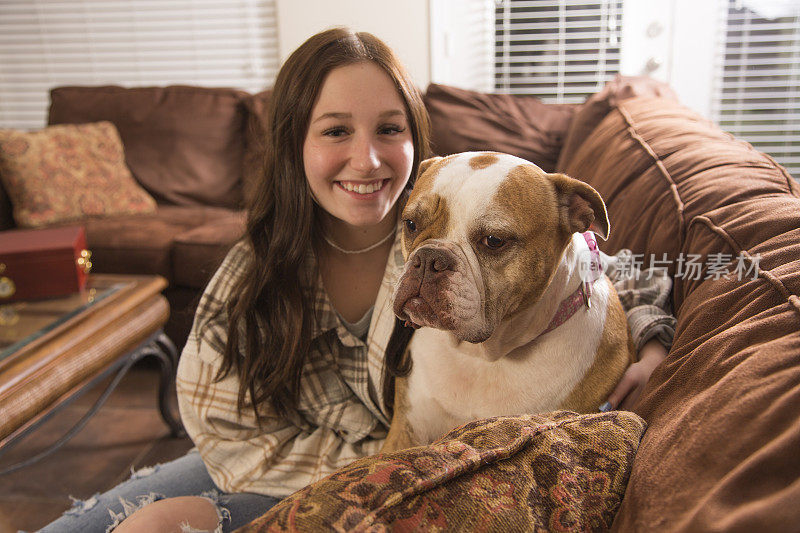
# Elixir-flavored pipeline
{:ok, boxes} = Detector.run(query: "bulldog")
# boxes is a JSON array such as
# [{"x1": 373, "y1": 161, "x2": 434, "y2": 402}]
[{"x1": 382, "y1": 151, "x2": 635, "y2": 452}]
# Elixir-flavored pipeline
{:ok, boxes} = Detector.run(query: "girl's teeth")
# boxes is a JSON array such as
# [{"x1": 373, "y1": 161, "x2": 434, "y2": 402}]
[{"x1": 343, "y1": 181, "x2": 382, "y2": 194}]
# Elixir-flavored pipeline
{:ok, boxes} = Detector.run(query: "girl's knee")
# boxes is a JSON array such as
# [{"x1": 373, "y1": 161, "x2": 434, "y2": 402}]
[{"x1": 112, "y1": 496, "x2": 225, "y2": 533}]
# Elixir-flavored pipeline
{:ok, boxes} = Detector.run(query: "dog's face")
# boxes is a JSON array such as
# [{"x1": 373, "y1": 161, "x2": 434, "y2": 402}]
[{"x1": 392, "y1": 152, "x2": 609, "y2": 343}]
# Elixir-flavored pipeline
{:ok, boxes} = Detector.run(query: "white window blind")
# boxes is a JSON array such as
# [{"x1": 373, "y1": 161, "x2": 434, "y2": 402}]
[
  {"x1": 0, "y1": 0, "x2": 280, "y2": 131},
  {"x1": 712, "y1": 0, "x2": 800, "y2": 178},
  {"x1": 494, "y1": 0, "x2": 623, "y2": 102}
]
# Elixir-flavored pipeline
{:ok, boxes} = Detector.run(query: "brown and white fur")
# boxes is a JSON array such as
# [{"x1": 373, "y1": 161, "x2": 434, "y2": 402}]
[{"x1": 383, "y1": 152, "x2": 635, "y2": 452}]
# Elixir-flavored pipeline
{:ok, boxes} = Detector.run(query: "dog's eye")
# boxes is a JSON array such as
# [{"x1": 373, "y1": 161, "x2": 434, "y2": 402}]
[
  {"x1": 482, "y1": 235, "x2": 506, "y2": 249},
  {"x1": 404, "y1": 219, "x2": 417, "y2": 233}
]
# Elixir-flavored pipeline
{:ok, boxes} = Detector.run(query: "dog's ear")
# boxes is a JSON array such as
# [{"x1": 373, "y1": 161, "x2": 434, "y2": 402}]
[
  {"x1": 417, "y1": 156, "x2": 443, "y2": 176},
  {"x1": 549, "y1": 173, "x2": 610, "y2": 240}
]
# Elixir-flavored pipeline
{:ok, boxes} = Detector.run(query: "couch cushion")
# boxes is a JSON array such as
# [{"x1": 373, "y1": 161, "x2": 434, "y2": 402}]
[
  {"x1": 561, "y1": 97, "x2": 796, "y2": 309},
  {"x1": 561, "y1": 92, "x2": 800, "y2": 530},
  {"x1": 239, "y1": 411, "x2": 646, "y2": 532},
  {"x1": 423, "y1": 83, "x2": 576, "y2": 172},
  {"x1": 0, "y1": 122, "x2": 156, "y2": 228},
  {"x1": 81, "y1": 205, "x2": 241, "y2": 285},
  {"x1": 48, "y1": 85, "x2": 248, "y2": 209},
  {"x1": 557, "y1": 75, "x2": 678, "y2": 171},
  {"x1": 614, "y1": 215, "x2": 800, "y2": 531},
  {"x1": 172, "y1": 211, "x2": 246, "y2": 289}
]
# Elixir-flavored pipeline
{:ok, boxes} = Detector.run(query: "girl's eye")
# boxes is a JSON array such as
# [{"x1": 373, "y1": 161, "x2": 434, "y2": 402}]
[
  {"x1": 482, "y1": 235, "x2": 506, "y2": 249},
  {"x1": 379, "y1": 124, "x2": 406, "y2": 135},
  {"x1": 323, "y1": 127, "x2": 348, "y2": 137}
]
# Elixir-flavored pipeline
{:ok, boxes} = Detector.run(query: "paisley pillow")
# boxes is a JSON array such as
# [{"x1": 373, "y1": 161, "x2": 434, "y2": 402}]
[
  {"x1": 0, "y1": 122, "x2": 156, "y2": 228},
  {"x1": 237, "y1": 410, "x2": 646, "y2": 532}
]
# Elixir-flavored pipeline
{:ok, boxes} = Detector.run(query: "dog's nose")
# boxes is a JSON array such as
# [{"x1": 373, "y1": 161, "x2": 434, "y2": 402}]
[{"x1": 413, "y1": 247, "x2": 455, "y2": 274}]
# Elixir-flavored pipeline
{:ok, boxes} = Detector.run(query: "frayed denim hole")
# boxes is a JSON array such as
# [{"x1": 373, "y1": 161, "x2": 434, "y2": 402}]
[
  {"x1": 198, "y1": 489, "x2": 232, "y2": 524},
  {"x1": 104, "y1": 492, "x2": 166, "y2": 533},
  {"x1": 129, "y1": 464, "x2": 160, "y2": 480},
  {"x1": 179, "y1": 521, "x2": 224, "y2": 533},
  {"x1": 64, "y1": 494, "x2": 100, "y2": 516}
]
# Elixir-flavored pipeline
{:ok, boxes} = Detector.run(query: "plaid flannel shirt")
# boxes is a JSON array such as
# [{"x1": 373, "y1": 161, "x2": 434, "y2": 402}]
[{"x1": 177, "y1": 227, "x2": 675, "y2": 498}]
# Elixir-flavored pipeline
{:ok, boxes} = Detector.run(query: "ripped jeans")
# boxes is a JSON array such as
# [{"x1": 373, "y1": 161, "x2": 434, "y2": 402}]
[{"x1": 39, "y1": 450, "x2": 281, "y2": 533}]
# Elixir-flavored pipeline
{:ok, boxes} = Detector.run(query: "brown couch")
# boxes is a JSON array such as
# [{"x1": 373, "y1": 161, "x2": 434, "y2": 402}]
[
  {"x1": 0, "y1": 85, "x2": 275, "y2": 347},
  {"x1": 565, "y1": 85, "x2": 799, "y2": 532},
  {"x1": 2, "y1": 78, "x2": 798, "y2": 529}
]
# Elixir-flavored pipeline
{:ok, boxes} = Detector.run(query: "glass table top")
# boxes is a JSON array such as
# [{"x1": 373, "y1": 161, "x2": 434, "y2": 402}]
[{"x1": 0, "y1": 278, "x2": 129, "y2": 362}]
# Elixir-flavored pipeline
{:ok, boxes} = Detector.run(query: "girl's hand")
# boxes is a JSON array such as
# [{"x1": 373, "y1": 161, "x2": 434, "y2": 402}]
[{"x1": 599, "y1": 339, "x2": 668, "y2": 412}]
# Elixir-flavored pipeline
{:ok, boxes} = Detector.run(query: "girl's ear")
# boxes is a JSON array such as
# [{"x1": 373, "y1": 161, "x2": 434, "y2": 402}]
[{"x1": 418, "y1": 156, "x2": 443, "y2": 176}]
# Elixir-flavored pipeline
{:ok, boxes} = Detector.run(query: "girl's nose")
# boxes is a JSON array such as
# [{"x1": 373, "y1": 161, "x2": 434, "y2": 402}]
[{"x1": 350, "y1": 135, "x2": 380, "y2": 173}]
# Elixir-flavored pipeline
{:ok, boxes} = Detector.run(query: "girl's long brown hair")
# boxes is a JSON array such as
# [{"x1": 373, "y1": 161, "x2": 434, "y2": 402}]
[{"x1": 216, "y1": 28, "x2": 430, "y2": 422}]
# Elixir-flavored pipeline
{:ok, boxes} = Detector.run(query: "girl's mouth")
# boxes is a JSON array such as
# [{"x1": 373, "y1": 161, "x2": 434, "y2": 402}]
[{"x1": 336, "y1": 178, "x2": 389, "y2": 196}]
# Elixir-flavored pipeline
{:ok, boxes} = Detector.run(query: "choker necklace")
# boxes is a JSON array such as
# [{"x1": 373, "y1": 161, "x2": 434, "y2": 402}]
[{"x1": 322, "y1": 227, "x2": 396, "y2": 255}]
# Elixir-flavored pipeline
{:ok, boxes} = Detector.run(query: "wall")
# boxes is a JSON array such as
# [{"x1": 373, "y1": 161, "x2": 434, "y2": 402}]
[
  {"x1": 429, "y1": 0, "x2": 494, "y2": 92},
  {"x1": 275, "y1": 0, "x2": 431, "y2": 89}
]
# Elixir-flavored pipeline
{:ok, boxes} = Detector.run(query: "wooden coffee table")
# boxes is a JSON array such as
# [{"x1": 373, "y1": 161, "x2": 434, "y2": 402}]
[{"x1": 0, "y1": 274, "x2": 184, "y2": 474}]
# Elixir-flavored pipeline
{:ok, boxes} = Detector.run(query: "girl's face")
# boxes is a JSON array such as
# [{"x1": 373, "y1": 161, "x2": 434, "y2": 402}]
[{"x1": 303, "y1": 62, "x2": 414, "y2": 229}]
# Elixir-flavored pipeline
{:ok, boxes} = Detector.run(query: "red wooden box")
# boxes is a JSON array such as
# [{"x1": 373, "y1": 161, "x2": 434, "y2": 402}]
[{"x1": 0, "y1": 226, "x2": 91, "y2": 302}]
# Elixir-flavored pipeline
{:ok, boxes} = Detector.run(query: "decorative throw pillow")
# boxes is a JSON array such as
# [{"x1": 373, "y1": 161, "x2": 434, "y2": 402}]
[
  {"x1": 0, "y1": 121, "x2": 156, "y2": 228},
  {"x1": 237, "y1": 410, "x2": 646, "y2": 532}
]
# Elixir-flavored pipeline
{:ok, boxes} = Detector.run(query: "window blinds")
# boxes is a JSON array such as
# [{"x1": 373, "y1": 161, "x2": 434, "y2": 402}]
[
  {"x1": 0, "y1": 0, "x2": 279, "y2": 130},
  {"x1": 494, "y1": 0, "x2": 623, "y2": 103},
  {"x1": 712, "y1": 0, "x2": 799, "y2": 178}
]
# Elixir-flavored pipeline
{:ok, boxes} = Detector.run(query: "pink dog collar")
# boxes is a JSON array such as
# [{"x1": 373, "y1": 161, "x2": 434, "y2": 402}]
[
  {"x1": 540, "y1": 232, "x2": 599, "y2": 336},
  {"x1": 581, "y1": 231, "x2": 601, "y2": 308}
]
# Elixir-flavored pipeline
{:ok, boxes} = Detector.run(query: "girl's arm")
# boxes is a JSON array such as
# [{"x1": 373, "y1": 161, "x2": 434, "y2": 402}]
[{"x1": 601, "y1": 250, "x2": 677, "y2": 411}]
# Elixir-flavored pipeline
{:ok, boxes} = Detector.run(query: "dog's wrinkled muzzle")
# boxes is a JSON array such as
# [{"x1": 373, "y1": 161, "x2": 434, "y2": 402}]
[{"x1": 393, "y1": 244, "x2": 482, "y2": 334}]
